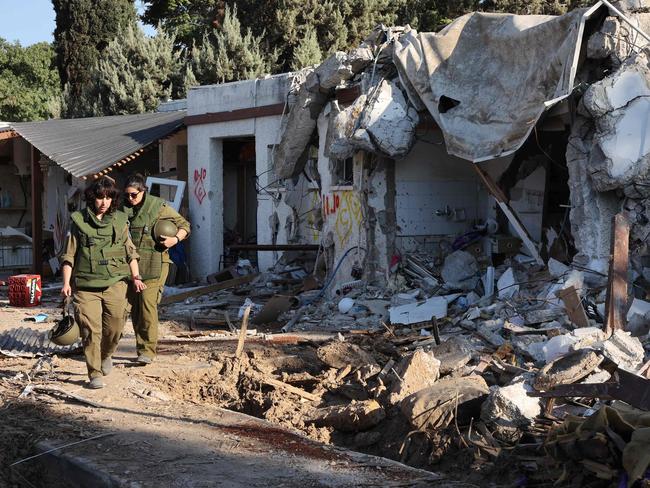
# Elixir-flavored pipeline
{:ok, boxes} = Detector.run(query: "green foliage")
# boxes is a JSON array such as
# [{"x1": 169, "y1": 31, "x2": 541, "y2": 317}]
[
  {"x1": 291, "y1": 26, "x2": 322, "y2": 71},
  {"x1": 188, "y1": 5, "x2": 276, "y2": 85},
  {"x1": 0, "y1": 39, "x2": 61, "y2": 121},
  {"x1": 68, "y1": 24, "x2": 182, "y2": 116},
  {"x1": 53, "y1": 0, "x2": 138, "y2": 117}
]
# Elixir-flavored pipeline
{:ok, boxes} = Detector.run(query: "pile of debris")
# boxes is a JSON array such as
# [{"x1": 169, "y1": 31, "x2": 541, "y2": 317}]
[{"x1": 156, "y1": 242, "x2": 650, "y2": 486}]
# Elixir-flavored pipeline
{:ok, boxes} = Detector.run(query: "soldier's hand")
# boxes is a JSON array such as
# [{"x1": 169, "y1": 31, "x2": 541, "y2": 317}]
[
  {"x1": 61, "y1": 284, "x2": 72, "y2": 297},
  {"x1": 159, "y1": 235, "x2": 178, "y2": 249},
  {"x1": 133, "y1": 279, "x2": 147, "y2": 293}
]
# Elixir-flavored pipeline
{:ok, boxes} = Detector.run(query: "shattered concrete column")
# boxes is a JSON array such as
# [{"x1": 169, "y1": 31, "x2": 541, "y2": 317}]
[
  {"x1": 566, "y1": 117, "x2": 620, "y2": 277},
  {"x1": 362, "y1": 154, "x2": 396, "y2": 287}
]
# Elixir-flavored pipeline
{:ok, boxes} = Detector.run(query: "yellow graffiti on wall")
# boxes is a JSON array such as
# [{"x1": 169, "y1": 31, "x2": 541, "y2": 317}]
[{"x1": 323, "y1": 191, "x2": 363, "y2": 247}]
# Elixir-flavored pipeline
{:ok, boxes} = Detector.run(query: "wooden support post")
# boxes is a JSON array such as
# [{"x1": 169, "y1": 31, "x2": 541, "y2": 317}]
[
  {"x1": 472, "y1": 164, "x2": 543, "y2": 265},
  {"x1": 31, "y1": 148, "x2": 43, "y2": 275},
  {"x1": 235, "y1": 305, "x2": 251, "y2": 359},
  {"x1": 604, "y1": 212, "x2": 630, "y2": 337}
]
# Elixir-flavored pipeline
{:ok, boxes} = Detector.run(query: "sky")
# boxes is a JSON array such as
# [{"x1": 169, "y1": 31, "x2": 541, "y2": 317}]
[{"x1": 0, "y1": 0, "x2": 155, "y2": 46}]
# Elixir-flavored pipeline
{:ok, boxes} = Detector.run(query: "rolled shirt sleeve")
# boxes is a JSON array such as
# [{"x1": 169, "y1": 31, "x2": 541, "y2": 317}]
[
  {"x1": 59, "y1": 228, "x2": 78, "y2": 267},
  {"x1": 158, "y1": 204, "x2": 191, "y2": 236},
  {"x1": 122, "y1": 224, "x2": 139, "y2": 262}
]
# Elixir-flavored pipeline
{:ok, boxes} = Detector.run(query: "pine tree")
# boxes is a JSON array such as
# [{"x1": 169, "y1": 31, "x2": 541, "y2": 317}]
[
  {"x1": 188, "y1": 5, "x2": 276, "y2": 85},
  {"x1": 68, "y1": 24, "x2": 181, "y2": 116},
  {"x1": 53, "y1": 0, "x2": 137, "y2": 117},
  {"x1": 291, "y1": 26, "x2": 322, "y2": 70}
]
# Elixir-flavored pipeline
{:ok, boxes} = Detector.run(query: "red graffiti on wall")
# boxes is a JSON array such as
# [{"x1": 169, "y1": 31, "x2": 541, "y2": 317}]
[
  {"x1": 322, "y1": 193, "x2": 341, "y2": 216},
  {"x1": 194, "y1": 167, "x2": 207, "y2": 204}
]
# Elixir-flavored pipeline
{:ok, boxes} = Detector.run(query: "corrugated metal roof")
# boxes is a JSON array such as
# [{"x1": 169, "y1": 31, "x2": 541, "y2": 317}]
[
  {"x1": 11, "y1": 111, "x2": 186, "y2": 178},
  {"x1": 0, "y1": 326, "x2": 81, "y2": 357}
]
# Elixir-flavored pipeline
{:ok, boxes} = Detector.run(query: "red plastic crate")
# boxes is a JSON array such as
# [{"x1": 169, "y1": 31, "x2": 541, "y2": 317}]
[{"x1": 8, "y1": 274, "x2": 42, "y2": 307}]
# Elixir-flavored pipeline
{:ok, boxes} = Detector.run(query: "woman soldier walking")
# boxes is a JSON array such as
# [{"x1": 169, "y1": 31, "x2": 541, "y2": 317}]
[
  {"x1": 121, "y1": 173, "x2": 190, "y2": 365},
  {"x1": 60, "y1": 177, "x2": 146, "y2": 389}
]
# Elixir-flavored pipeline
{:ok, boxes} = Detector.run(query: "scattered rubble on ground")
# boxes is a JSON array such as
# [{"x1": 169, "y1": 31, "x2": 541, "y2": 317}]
[{"x1": 142, "y1": 237, "x2": 650, "y2": 486}]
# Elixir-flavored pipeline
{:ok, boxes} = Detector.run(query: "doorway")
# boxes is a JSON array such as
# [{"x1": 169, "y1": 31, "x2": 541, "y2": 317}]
[{"x1": 223, "y1": 138, "x2": 257, "y2": 248}]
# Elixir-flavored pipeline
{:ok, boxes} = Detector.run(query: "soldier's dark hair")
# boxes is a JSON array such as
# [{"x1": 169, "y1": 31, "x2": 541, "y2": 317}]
[
  {"x1": 85, "y1": 176, "x2": 119, "y2": 214},
  {"x1": 124, "y1": 173, "x2": 148, "y2": 192}
]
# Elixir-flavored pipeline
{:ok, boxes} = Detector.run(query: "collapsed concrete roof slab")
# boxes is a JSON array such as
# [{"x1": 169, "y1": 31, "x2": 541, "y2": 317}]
[{"x1": 393, "y1": 8, "x2": 602, "y2": 162}]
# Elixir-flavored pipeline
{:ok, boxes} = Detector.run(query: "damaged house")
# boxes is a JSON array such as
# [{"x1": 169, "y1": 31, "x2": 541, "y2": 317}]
[{"x1": 187, "y1": 0, "x2": 650, "y2": 302}]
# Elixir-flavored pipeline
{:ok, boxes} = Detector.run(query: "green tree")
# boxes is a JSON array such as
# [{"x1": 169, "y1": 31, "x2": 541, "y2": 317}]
[
  {"x1": 291, "y1": 26, "x2": 322, "y2": 70},
  {"x1": 68, "y1": 24, "x2": 182, "y2": 116},
  {"x1": 0, "y1": 39, "x2": 61, "y2": 121},
  {"x1": 188, "y1": 5, "x2": 276, "y2": 85},
  {"x1": 53, "y1": 0, "x2": 138, "y2": 117}
]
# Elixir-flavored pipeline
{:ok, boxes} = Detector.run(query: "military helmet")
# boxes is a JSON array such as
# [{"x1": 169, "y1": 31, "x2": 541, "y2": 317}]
[
  {"x1": 153, "y1": 219, "x2": 178, "y2": 241},
  {"x1": 50, "y1": 299, "x2": 80, "y2": 346}
]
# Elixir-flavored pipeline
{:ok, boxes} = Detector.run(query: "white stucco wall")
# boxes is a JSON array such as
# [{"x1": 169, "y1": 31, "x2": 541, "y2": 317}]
[
  {"x1": 393, "y1": 135, "x2": 492, "y2": 255},
  {"x1": 186, "y1": 74, "x2": 295, "y2": 278}
]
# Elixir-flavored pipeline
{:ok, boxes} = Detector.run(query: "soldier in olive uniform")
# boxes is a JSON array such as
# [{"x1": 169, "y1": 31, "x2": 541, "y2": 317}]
[
  {"x1": 61, "y1": 177, "x2": 147, "y2": 389},
  {"x1": 122, "y1": 173, "x2": 191, "y2": 364}
]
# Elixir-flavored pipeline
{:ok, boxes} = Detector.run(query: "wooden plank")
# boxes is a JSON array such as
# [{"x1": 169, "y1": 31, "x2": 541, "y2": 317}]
[
  {"x1": 472, "y1": 164, "x2": 543, "y2": 265},
  {"x1": 261, "y1": 377, "x2": 321, "y2": 402},
  {"x1": 235, "y1": 305, "x2": 251, "y2": 359},
  {"x1": 604, "y1": 212, "x2": 630, "y2": 336},
  {"x1": 555, "y1": 285, "x2": 589, "y2": 328},
  {"x1": 160, "y1": 274, "x2": 257, "y2": 305}
]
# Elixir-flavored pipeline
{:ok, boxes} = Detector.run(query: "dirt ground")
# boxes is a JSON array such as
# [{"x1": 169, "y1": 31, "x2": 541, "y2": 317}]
[{"x1": 0, "y1": 286, "x2": 527, "y2": 487}]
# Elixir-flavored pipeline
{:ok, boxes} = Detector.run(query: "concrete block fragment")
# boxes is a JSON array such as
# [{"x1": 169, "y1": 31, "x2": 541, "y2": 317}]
[
  {"x1": 548, "y1": 258, "x2": 570, "y2": 278},
  {"x1": 401, "y1": 375, "x2": 489, "y2": 430},
  {"x1": 587, "y1": 17, "x2": 623, "y2": 61},
  {"x1": 599, "y1": 329, "x2": 645, "y2": 372},
  {"x1": 441, "y1": 250, "x2": 479, "y2": 291},
  {"x1": 316, "y1": 51, "x2": 354, "y2": 90},
  {"x1": 317, "y1": 341, "x2": 379, "y2": 371},
  {"x1": 307, "y1": 399, "x2": 385, "y2": 432},
  {"x1": 534, "y1": 349, "x2": 603, "y2": 391},
  {"x1": 389, "y1": 296, "x2": 448, "y2": 325},
  {"x1": 429, "y1": 337, "x2": 473, "y2": 375},
  {"x1": 389, "y1": 349, "x2": 441, "y2": 405},
  {"x1": 497, "y1": 267, "x2": 518, "y2": 299},
  {"x1": 481, "y1": 374, "x2": 542, "y2": 441},
  {"x1": 353, "y1": 79, "x2": 419, "y2": 158}
]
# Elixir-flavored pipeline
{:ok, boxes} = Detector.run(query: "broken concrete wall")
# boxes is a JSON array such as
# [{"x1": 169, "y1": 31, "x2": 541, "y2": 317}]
[
  {"x1": 567, "y1": 24, "x2": 650, "y2": 272},
  {"x1": 274, "y1": 50, "x2": 374, "y2": 179}
]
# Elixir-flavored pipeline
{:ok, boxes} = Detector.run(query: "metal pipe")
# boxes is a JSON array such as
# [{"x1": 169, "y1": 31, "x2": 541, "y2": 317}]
[{"x1": 227, "y1": 244, "x2": 320, "y2": 251}]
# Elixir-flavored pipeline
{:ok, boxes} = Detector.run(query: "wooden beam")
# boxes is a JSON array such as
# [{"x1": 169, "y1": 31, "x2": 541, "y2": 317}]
[
  {"x1": 0, "y1": 130, "x2": 18, "y2": 141},
  {"x1": 604, "y1": 212, "x2": 630, "y2": 336},
  {"x1": 31, "y1": 148, "x2": 44, "y2": 275},
  {"x1": 160, "y1": 274, "x2": 258, "y2": 305},
  {"x1": 473, "y1": 164, "x2": 543, "y2": 265},
  {"x1": 555, "y1": 285, "x2": 589, "y2": 328}
]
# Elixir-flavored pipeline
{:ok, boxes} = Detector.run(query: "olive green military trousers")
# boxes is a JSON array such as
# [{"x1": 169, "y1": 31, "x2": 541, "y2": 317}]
[
  {"x1": 74, "y1": 280, "x2": 128, "y2": 379},
  {"x1": 129, "y1": 262, "x2": 169, "y2": 359}
]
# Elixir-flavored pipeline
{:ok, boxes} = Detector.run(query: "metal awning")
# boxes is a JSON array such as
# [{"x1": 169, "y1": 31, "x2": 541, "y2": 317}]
[{"x1": 10, "y1": 111, "x2": 186, "y2": 178}]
